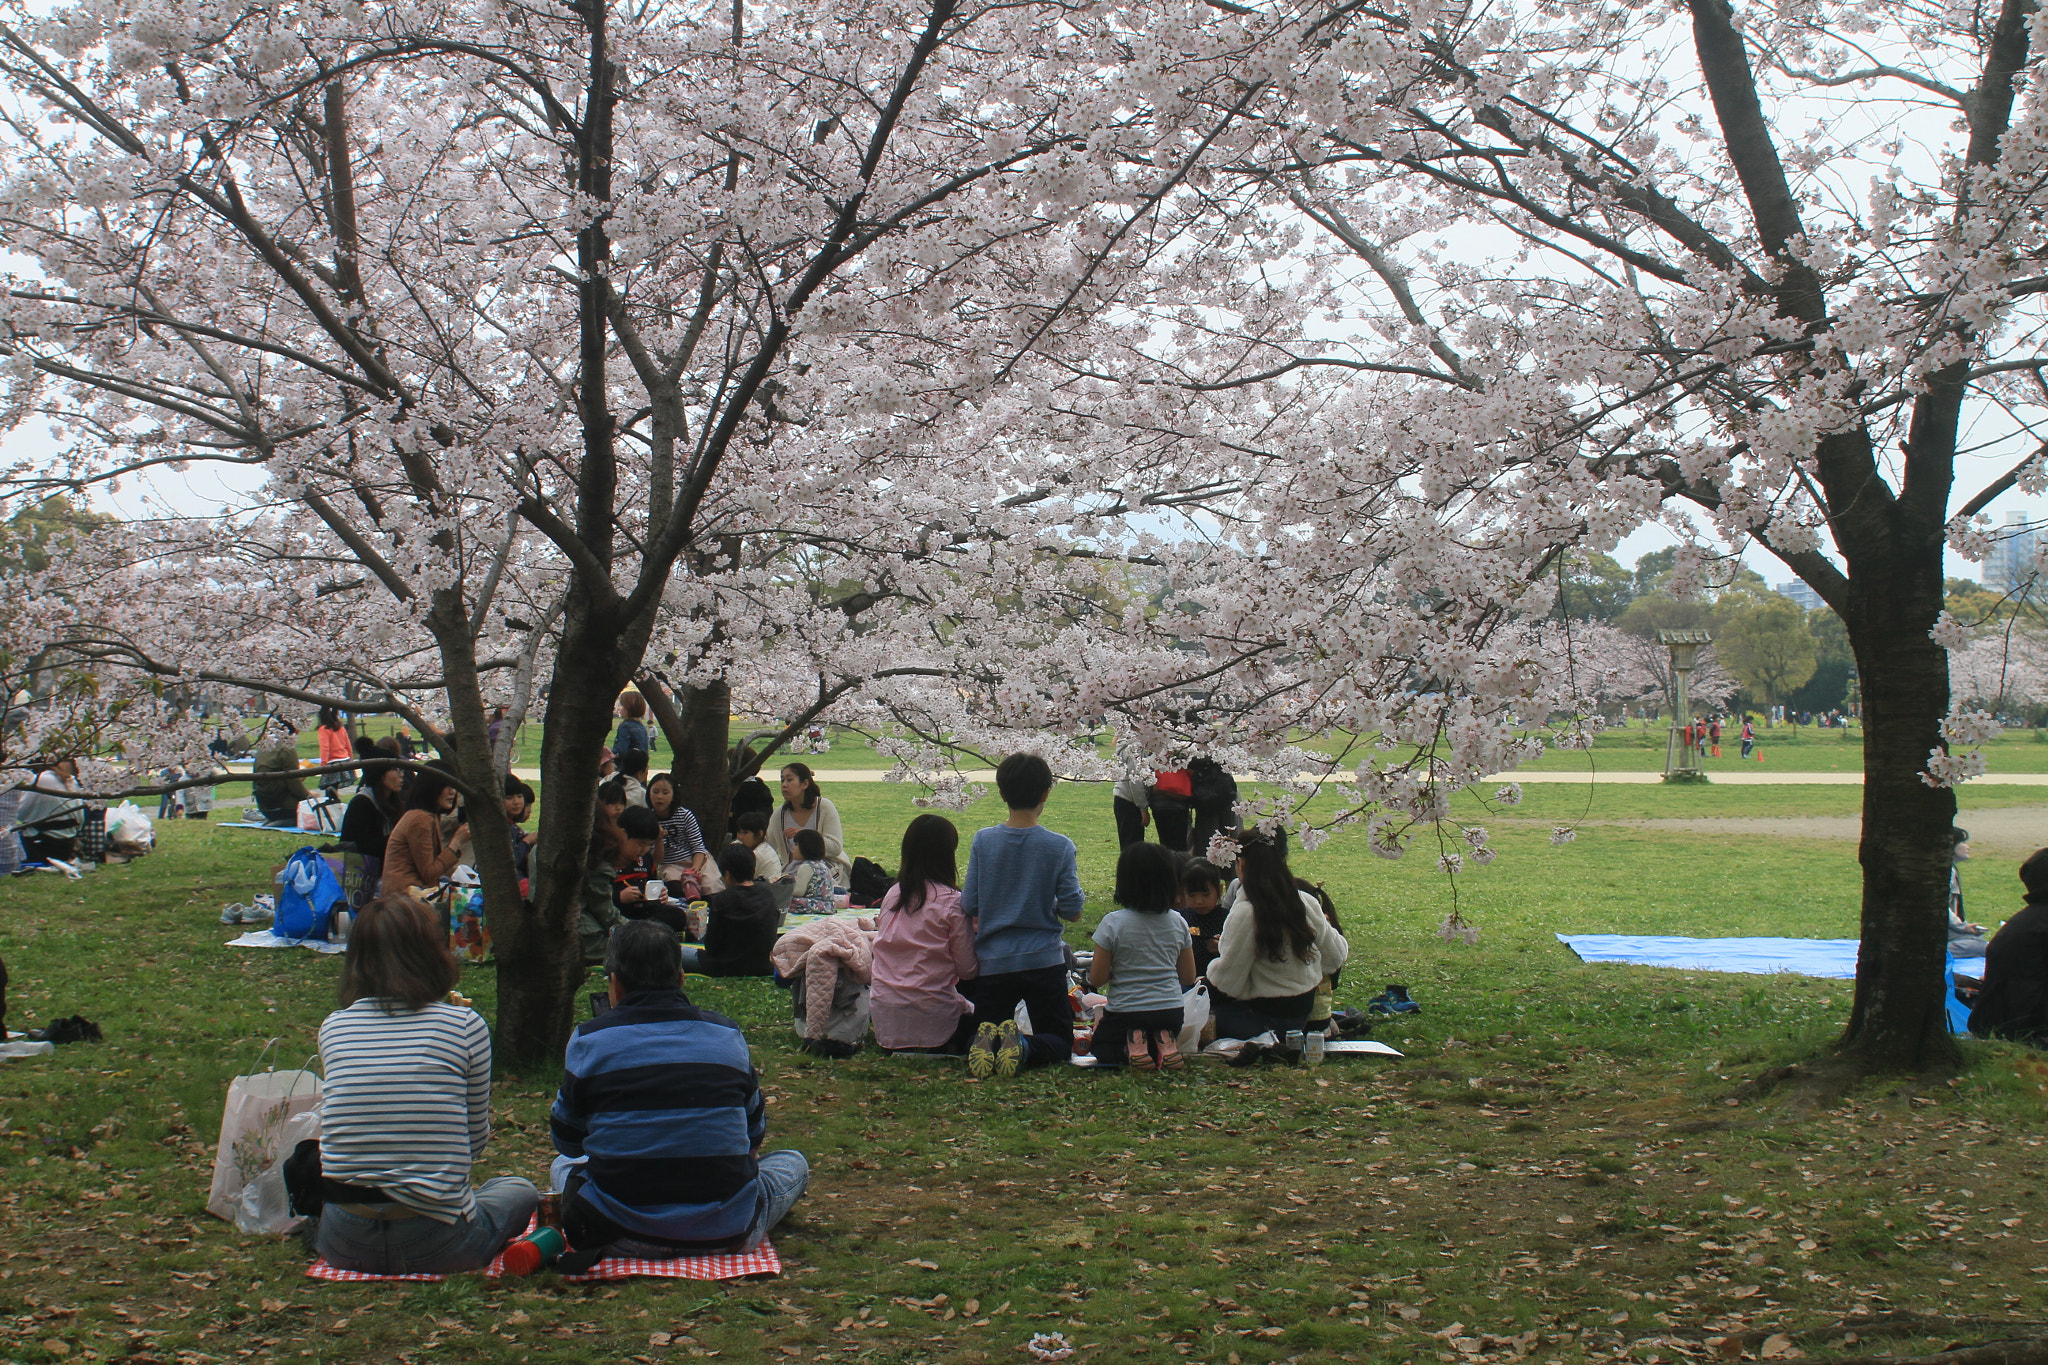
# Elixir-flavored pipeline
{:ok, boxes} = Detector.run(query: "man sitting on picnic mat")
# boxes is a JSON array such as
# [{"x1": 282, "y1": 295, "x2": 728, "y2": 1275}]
[{"x1": 548, "y1": 921, "x2": 808, "y2": 1268}]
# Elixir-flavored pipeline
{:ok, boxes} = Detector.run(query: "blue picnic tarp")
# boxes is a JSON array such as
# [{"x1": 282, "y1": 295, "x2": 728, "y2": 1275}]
[{"x1": 1555, "y1": 934, "x2": 1971, "y2": 1033}]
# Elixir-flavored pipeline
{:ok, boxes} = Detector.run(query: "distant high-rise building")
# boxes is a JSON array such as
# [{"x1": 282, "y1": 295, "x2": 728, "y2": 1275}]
[
  {"x1": 1984, "y1": 510, "x2": 2040, "y2": 593},
  {"x1": 1775, "y1": 580, "x2": 1823, "y2": 611}
]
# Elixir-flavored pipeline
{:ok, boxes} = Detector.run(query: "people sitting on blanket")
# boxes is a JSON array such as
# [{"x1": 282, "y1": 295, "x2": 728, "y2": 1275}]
[
  {"x1": 314, "y1": 894, "x2": 538, "y2": 1275},
  {"x1": 15, "y1": 758, "x2": 87, "y2": 865},
  {"x1": 1203, "y1": 825, "x2": 1350, "y2": 1042},
  {"x1": 340, "y1": 761, "x2": 406, "y2": 862},
  {"x1": 1297, "y1": 877, "x2": 1344, "y2": 1034},
  {"x1": 784, "y1": 828, "x2": 839, "y2": 916},
  {"x1": 597, "y1": 777, "x2": 628, "y2": 825},
  {"x1": 871, "y1": 814, "x2": 977, "y2": 1053},
  {"x1": 617, "y1": 748, "x2": 652, "y2": 810},
  {"x1": 648, "y1": 772, "x2": 715, "y2": 894},
  {"x1": 1090, "y1": 841, "x2": 1196, "y2": 1070},
  {"x1": 1950, "y1": 827, "x2": 1989, "y2": 959},
  {"x1": 1176, "y1": 858, "x2": 1229, "y2": 974},
  {"x1": 768, "y1": 762, "x2": 849, "y2": 888},
  {"x1": 961, "y1": 753, "x2": 1085, "y2": 1077},
  {"x1": 549, "y1": 920, "x2": 808, "y2": 1268},
  {"x1": 681, "y1": 844, "x2": 779, "y2": 976},
  {"x1": 251, "y1": 742, "x2": 311, "y2": 826},
  {"x1": 734, "y1": 809, "x2": 782, "y2": 881},
  {"x1": 1970, "y1": 847, "x2": 2048, "y2": 1047},
  {"x1": 380, "y1": 769, "x2": 472, "y2": 897},
  {"x1": 579, "y1": 799, "x2": 642, "y2": 965},
  {"x1": 728, "y1": 751, "x2": 774, "y2": 838},
  {"x1": 612, "y1": 806, "x2": 683, "y2": 932}
]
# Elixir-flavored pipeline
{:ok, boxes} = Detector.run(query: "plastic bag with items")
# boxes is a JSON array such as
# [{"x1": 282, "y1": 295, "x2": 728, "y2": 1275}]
[{"x1": 106, "y1": 802, "x2": 154, "y2": 852}]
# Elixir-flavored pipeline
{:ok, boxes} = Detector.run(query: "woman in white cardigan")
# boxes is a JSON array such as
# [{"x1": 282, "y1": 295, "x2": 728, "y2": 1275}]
[
  {"x1": 1204, "y1": 826, "x2": 1349, "y2": 1040},
  {"x1": 767, "y1": 762, "x2": 851, "y2": 887}
]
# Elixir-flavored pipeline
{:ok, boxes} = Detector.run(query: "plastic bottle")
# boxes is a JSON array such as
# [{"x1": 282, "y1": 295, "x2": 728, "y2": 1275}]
[
  {"x1": 1303, "y1": 1031, "x2": 1325, "y2": 1068},
  {"x1": 330, "y1": 910, "x2": 352, "y2": 943},
  {"x1": 500, "y1": 1225, "x2": 567, "y2": 1276}
]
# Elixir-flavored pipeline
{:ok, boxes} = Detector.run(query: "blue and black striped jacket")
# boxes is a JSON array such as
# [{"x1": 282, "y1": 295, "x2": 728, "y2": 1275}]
[{"x1": 550, "y1": 990, "x2": 765, "y2": 1247}]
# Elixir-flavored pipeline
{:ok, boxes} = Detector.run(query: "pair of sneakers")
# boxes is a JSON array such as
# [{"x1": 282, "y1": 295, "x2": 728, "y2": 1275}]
[
  {"x1": 219, "y1": 902, "x2": 275, "y2": 925},
  {"x1": 1126, "y1": 1029, "x2": 1185, "y2": 1072},
  {"x1": 967, "y1": 1021, "x2": 1027, "y2": 1079}
]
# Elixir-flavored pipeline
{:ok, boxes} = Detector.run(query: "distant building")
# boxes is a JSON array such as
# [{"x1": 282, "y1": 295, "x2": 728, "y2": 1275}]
[
  {"x1": 1984, "y1": 510, "x2": 2040, "y2": 593},
  {"x1": 1775, "y1": 579, "x2": 1823, "y2": 611}
]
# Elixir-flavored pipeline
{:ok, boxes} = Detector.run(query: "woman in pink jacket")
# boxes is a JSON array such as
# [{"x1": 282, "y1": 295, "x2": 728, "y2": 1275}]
[{"x1": 870, "y1": 815, "x2": 979, "y2": 1052}]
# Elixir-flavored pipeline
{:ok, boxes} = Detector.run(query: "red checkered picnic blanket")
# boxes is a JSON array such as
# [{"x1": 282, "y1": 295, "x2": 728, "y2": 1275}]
[{"x1": 306, "y1": 1226, "x2": 779, "y2": 1283}]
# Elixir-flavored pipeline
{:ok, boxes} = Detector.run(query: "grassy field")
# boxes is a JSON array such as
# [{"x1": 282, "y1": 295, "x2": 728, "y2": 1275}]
[{"x1": 3, "y1": 779, "x2": 2046, "y2": 1365}]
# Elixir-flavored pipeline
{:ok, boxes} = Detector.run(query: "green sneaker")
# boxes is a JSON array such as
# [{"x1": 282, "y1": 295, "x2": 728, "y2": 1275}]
[
  {"x1": 967, "y1": 1022, "x2": 1001, "y2": 1080},
  {"x1": 992, "y1": 1020, "x2": 1025, "y2": 1078}
]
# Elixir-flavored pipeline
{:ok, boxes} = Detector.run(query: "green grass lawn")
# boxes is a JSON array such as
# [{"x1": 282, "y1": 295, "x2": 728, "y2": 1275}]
[{"x1": 4, "y1": 782, "x2": 2047, "y2": 1364}]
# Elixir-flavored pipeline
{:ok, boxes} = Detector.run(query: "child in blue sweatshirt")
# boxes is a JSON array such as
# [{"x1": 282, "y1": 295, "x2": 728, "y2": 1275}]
[{"x1": 959, "y1": 753, "x2": 1085, "y2": 1076}]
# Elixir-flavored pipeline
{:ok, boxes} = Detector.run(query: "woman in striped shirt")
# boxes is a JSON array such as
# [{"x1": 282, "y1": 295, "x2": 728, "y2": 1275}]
[
  {"x1": 648, "y1": 773, "x2": 719, "y2": 894},
  {"x1": 314, "y1": 895, "x2": 537, "y2": 1274}
]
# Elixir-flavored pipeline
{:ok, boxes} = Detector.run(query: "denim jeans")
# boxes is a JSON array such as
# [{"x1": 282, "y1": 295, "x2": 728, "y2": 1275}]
[
  {"x1": 552, "y1": 1150, "x2": 808, "y2": 1254},
  {"x1": 316, "y1": 1177, "x2": 538, "y2": 1275}
]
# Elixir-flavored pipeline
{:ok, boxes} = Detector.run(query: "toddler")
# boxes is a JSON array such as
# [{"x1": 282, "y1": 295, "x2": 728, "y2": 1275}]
[
  {"x1": 786, "y1": 827, "x2": 837, "y2": 916},
  {"x1": 1175, "y1": 859, "x2": 1228, "y2": 974}
]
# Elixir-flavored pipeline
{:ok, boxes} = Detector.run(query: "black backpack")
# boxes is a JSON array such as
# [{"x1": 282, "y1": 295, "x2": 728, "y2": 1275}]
[{"x1": 849, "y1": 856, "x2": 896, "y2": 906}]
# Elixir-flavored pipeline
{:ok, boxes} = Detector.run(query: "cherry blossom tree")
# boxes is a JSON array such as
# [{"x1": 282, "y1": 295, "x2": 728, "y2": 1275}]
[
  {"x1": 1101, "y1": 0, "x2": 2048, "y2": 1069},
  {"x1": 0, "y1": 0, "x2": 1332, "y2": 1061}
]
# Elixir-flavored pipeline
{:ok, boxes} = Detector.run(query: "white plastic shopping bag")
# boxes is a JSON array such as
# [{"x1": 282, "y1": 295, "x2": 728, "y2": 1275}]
[
  {"x1": 1177, "y1": 982, "x2": 1210, "y2": 1054},
  {"x1": 234, "y1": 1107, "x2": 320, "y2": 1237},
  {"x1": 205, "y1": 1040, "x2": 322, "y2": 1222},
  {"x1": 105, "y1": 802, "x2": 153, "y2": 851}
]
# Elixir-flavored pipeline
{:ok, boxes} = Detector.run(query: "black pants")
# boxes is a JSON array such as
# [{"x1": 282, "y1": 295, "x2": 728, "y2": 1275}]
[
  {"x1": 21, "y1": 833, "x2": 75, "y2": 866},
  {"x1": 1113, "y1": 796, "x2": 1149, "y2": 848},
  {"x1": 961, "y1": 966, "x2": 1073, "y2": 1068},
  {"x1": 1209, "y1": 986, "x2": 1316, "y2": 1040},
  {"x1": 1152, "y1": 807, "x2": 1190, "y2": 854},
  {"x1": 1090, "y1": 1006, "x2": 1185, "y2": 1065},
  {"x1": 621, "y1": 900, "x2": 689, "y2": 936}
]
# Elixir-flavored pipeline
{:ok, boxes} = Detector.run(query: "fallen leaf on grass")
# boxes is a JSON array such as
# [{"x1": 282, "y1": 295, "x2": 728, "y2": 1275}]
[
  {"x1": 902, "y1": 1259, "x2": 939, "y2": 1270},
  {"x1": 1760, "y1": 1334, "x2": 1799, "y2": 1359},
  {"x1": 649, "y1": 1331, "x2": 672, "y2": 1348},
  {"x1": 260, "y1": 1299, "x2": 287, "y2": 1313}
]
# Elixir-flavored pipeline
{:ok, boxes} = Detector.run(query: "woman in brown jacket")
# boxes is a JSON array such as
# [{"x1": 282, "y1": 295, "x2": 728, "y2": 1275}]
[{"x1": 380, "y1": 769, "x2": 472, "y2": 896}]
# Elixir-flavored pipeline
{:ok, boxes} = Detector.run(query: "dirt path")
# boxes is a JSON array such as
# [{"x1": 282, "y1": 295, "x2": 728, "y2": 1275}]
[{"x1": 1515, "y1": 806, "x2": 2048, "y2": 854}]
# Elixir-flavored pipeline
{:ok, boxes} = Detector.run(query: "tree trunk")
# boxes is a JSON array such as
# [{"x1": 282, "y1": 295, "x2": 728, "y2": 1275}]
[
  {"x1": 493, "y1": 594, "x2": 658, "y2": 1069},
  {"x1": 424, "y1": 593, "x2": 522, "y2": 1005},
  {"x1": 493, "y1": 0, "x2": 633, "y2": 1072},
  {"x1": 681, "y1": 679, "x2": 735, "y2": 844},
  {"x1": 1838, "y1": 564, "x2": 1962, "y2": 1070}
]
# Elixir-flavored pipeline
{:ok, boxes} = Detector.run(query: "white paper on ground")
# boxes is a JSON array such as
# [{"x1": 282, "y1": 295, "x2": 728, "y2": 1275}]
[
  {"x1": 227, "y1": 929, "x2": 346, "y2": 956},
  {"x1": 1325, "y1": 1040, "x2": 1403, "y2": 1056},
  {"x1": 0, "y1": 1041, "x2": 56, "y2": 1059}
]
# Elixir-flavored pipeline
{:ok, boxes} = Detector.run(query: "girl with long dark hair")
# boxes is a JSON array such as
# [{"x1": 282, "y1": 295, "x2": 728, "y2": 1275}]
[
  {"x1": 1204, "y1": 826, "x2": 1350, "y2": 1041},
  {"x1": 870, "y1": 815, "x2": 979, "y2": 1051}
]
